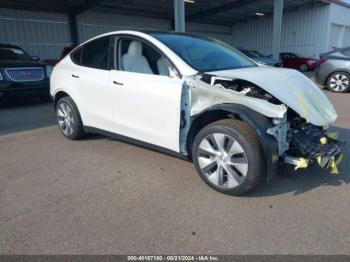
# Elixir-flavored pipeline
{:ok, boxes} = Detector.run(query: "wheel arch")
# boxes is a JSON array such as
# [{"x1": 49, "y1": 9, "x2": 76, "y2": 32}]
[
  {"x1": 186, "y1": 103, "x2": 279, "y2": 181},
  {"x1": 53, "y1": 90, "x2": 70, "y2": 109}
]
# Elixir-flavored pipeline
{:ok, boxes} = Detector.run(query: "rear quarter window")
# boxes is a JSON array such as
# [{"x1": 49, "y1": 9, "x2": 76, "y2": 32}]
[{"x1": 71, "y1": 48, "x2": 82, "y2": 64}]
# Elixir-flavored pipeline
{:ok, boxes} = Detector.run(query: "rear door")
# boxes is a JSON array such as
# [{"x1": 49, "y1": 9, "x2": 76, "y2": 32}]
[{"x1": 108, "y1": 36, "x2": 184, "y2": 152}]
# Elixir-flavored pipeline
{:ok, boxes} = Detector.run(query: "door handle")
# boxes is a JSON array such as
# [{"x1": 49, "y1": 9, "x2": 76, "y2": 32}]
[
  {"x1": 72, "y1": 74, "x2": 79, "y2": 78},
  {"x1": 113, "y1": 81, "x2": 124, "y2": 86}
]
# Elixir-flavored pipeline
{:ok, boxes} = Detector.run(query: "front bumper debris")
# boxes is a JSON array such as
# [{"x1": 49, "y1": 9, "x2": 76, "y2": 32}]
[{"x1": 285, "y1": 125, "x2": 345, "y2": 173}]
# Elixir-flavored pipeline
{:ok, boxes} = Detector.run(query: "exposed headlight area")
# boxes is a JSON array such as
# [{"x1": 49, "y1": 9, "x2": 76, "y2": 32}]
[
  {"x1": 46, "y1": 65, "x2": 53, "y2": 78},
  {"x1": 0, "y1": 71, "x2": 3, "y2": 81}
]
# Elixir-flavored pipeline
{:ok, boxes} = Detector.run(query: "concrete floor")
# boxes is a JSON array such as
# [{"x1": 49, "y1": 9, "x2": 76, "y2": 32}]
[{"x1": 0, "y1": 85, "x2": 349, "y2": 255}]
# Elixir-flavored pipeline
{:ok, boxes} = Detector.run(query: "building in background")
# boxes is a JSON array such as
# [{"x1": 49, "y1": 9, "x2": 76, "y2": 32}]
[
  {"x1": 0, "y1": 0, "x2": 349, "y2": 60},
  {"x1": 232, "y1": 1, "x2": 350, "y2": 58}
]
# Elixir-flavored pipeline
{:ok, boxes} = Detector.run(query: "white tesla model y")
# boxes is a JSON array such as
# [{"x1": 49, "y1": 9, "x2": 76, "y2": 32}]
[{"x1": 50, "y1": 31, "x2": 343, "y2": 196}]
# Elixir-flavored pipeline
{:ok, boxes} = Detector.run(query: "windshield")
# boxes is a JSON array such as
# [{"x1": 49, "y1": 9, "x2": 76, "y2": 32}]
[
  {"x1": 0, "y1": 46, "x2": 32, "y2": 61},
  {"x1": 152, "y1": 34, "x2": 256, "y2": 72}
]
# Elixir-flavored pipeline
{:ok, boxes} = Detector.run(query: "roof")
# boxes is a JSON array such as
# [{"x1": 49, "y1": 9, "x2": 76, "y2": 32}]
[{"x1": 0, "y1": 0, "x2": 331, "y2": 26}]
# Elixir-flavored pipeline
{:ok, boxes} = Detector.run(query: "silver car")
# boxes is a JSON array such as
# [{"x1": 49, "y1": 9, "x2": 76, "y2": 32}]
[{"x1": 315, "y1": 47, "x2": 350, "y2": 93}]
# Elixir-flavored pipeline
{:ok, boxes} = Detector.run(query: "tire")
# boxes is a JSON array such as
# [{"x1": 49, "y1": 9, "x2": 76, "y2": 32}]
[
  {"x1": 192, "y1": 119, "x2": 266, "y2": 196},
  {"x1": 299, "y1": 64, "x2": 309, "y2": 72},
  {"x1": 327, "y1": 71, "x2": 350, "y2": 93},
  {"x1": 56, "y1": 96, "x2": 86, "y2": 140}
]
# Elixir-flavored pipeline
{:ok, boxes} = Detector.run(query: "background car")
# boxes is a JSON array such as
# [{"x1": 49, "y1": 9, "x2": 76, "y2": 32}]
[
  {"x1": 315, "y1": 46, "x2": 350, "y2": 93},
  {"x1": 280, "y1": 52, "x2": 319, "y2": 72},
  {"x1": 238, "y1": 48, "x2": 282, "y2": 67},
  {"x1": 0, "y1": 43, "x2": 52, "y2": 99}
]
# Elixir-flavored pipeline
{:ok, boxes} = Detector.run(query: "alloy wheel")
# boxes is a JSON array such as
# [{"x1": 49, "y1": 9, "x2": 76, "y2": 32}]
[
  {"x1": 329, "y1": 73, "x2": 349, "y2": 92},
  {"x1": 299, "y1": 64, "x2": 308, "y2": 72},
  {"x1": 57, "y1": 102, "x2": 75, "y2": 136},
  {"x1": 197, "y1": 133, "x2": 249, "y2": 189}
]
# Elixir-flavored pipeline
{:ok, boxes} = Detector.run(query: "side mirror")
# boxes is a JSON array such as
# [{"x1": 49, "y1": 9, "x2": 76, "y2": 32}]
[{"x1": 32, "y1": 56, "x2": 40, "y2": 61}]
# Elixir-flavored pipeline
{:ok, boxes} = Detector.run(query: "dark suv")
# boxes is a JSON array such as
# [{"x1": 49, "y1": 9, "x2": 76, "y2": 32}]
[{"x1": 0, "y1": 44, "x2": 51, "y2": 98}]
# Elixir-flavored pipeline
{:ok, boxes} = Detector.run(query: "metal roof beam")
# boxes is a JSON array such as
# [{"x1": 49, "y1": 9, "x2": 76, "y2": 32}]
[{"x1": 186, "y1": 0, "x2": 263, "y2": 21}]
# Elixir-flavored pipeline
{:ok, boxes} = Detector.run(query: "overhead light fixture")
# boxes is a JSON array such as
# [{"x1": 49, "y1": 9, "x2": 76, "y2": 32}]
[
  {"x1": 184, "y1": 0, "x2": 195, "y2": 3},
  {"x1": 256, "y1": 12, "x2": 264, "y2": 16}
]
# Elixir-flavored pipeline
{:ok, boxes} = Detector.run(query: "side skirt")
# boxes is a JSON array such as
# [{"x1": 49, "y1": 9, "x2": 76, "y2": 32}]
[{"x1": 83, "y1": 126, "x2": 190, "y2": 162}]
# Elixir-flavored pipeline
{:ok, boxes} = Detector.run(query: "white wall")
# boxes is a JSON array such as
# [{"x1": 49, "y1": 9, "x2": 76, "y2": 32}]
[
  {"x1": 327, "y1": 3, "x2": 350, "y2": 48},
  {"x1": 232, "y1": 5, "x2": 330, "y2": 58},
  {"x1": 0, "y1": 8, "x2": 71, "y2": 59}
]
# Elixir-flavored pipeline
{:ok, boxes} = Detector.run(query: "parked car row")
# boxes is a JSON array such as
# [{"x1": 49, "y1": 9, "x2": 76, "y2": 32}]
[{"x1": 238, "y1": 48, "x2": 282, "y2": 67}]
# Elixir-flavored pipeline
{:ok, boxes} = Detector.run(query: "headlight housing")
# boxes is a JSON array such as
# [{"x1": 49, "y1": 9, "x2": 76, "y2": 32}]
[
  {"x1": 0, "y1": 71, "x2": 3, "y2": 81},
  {"x1": 46, "y1": 65, "x2": 53, "y2": 78}
]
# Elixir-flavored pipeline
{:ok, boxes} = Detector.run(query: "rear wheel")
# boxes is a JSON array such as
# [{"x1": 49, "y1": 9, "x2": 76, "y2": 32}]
[
  {"x1": 327, "y1": 72, "x2": 350, "y2": 93},
  {"x1": 299, "y1": 64, "x2": 309, "y2": 72},
  {"x1": 56, "y1": 96, "x2": 86, "y2": 140},
  {"x1": 192, "y1": 119, "x2": 266, "y2": 196}
]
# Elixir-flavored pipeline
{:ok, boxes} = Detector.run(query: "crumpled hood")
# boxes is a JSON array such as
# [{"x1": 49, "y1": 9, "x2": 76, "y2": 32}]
[{"x1": 208, "y1": 67, "x2": 337, "y2": 126}]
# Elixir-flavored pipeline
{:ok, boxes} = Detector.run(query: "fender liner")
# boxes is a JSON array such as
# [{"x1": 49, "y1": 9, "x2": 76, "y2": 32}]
[{"x1": 190, "y1": 103, "x2": 279, "y2": 181}]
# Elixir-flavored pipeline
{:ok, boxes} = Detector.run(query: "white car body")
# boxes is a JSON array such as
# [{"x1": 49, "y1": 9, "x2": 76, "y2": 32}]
[{"x1": 50, "y1": 30, "x2": 343, "y2": 195}]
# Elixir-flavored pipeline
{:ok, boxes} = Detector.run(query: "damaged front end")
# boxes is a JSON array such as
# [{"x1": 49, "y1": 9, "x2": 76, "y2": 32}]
[
  {"x1": 268, "y1": 114, "x2": 344, "y2": 174},
  {"x1": 184, "y1": 67, "x2": 345, "y2": 175}
]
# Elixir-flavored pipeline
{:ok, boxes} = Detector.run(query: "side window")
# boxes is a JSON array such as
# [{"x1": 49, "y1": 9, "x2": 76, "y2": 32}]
[
  {"x1": 79, "y1": 36, "x2": 111, "y2": 70},
  {"x1": 71, "y1": 48, "x2": 82, "y2": 64},
  {"x1": 118, "y1": 38, "x2": 170, "y2": 76}
]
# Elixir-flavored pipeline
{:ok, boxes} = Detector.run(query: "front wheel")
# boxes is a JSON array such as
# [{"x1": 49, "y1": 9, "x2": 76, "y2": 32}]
[{"x1": 192, "y1": 119, "x2": 266, "y2": 196}]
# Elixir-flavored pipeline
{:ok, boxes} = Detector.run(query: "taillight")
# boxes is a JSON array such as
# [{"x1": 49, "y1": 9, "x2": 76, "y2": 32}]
[{"x1": 319, "y1": 58, "x2": 326, "y2": 65}]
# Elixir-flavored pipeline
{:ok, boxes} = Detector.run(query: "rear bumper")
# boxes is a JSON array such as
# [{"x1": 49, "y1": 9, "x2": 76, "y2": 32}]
[{"x1": 314, "y1": 67, "x2": 327, "y2": 86}]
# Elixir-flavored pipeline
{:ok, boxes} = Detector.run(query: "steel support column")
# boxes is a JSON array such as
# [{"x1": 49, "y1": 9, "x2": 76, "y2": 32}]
[
  {"x1": 68, "y1": 13, "x2": 79, "y2": 46},
  {"x1": 174, "y1": 0, "x2": 185, "y2": 32},
  {"x1": 272, "y1": 0, "x2": 284, "y2": 61}
]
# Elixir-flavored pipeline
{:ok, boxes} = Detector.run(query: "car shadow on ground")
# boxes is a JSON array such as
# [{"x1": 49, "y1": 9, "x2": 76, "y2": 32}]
[
  {"x1": 0, "y1": 94, "x2": 50, "y2": 109},
  {"x1": 248, "y1": 126, "x2": 350, "y2": 197}
]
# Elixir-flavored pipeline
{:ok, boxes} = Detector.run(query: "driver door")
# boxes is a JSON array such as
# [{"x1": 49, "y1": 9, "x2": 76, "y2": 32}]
[{"x1": 108, "y1": 36, "x2": 184, "y2": 152}]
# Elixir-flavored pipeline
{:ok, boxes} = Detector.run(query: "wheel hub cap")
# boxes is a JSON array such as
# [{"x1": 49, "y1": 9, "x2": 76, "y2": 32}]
[
  {"x1": 57, "y1": 102, "x2": 75, "y2": 136},
  {"x1": 197, "y1": 133, "x2": 249, "y2": 189},
  {"x1": 330, "y1": 74, "x2": 349, "y2": 92}
]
